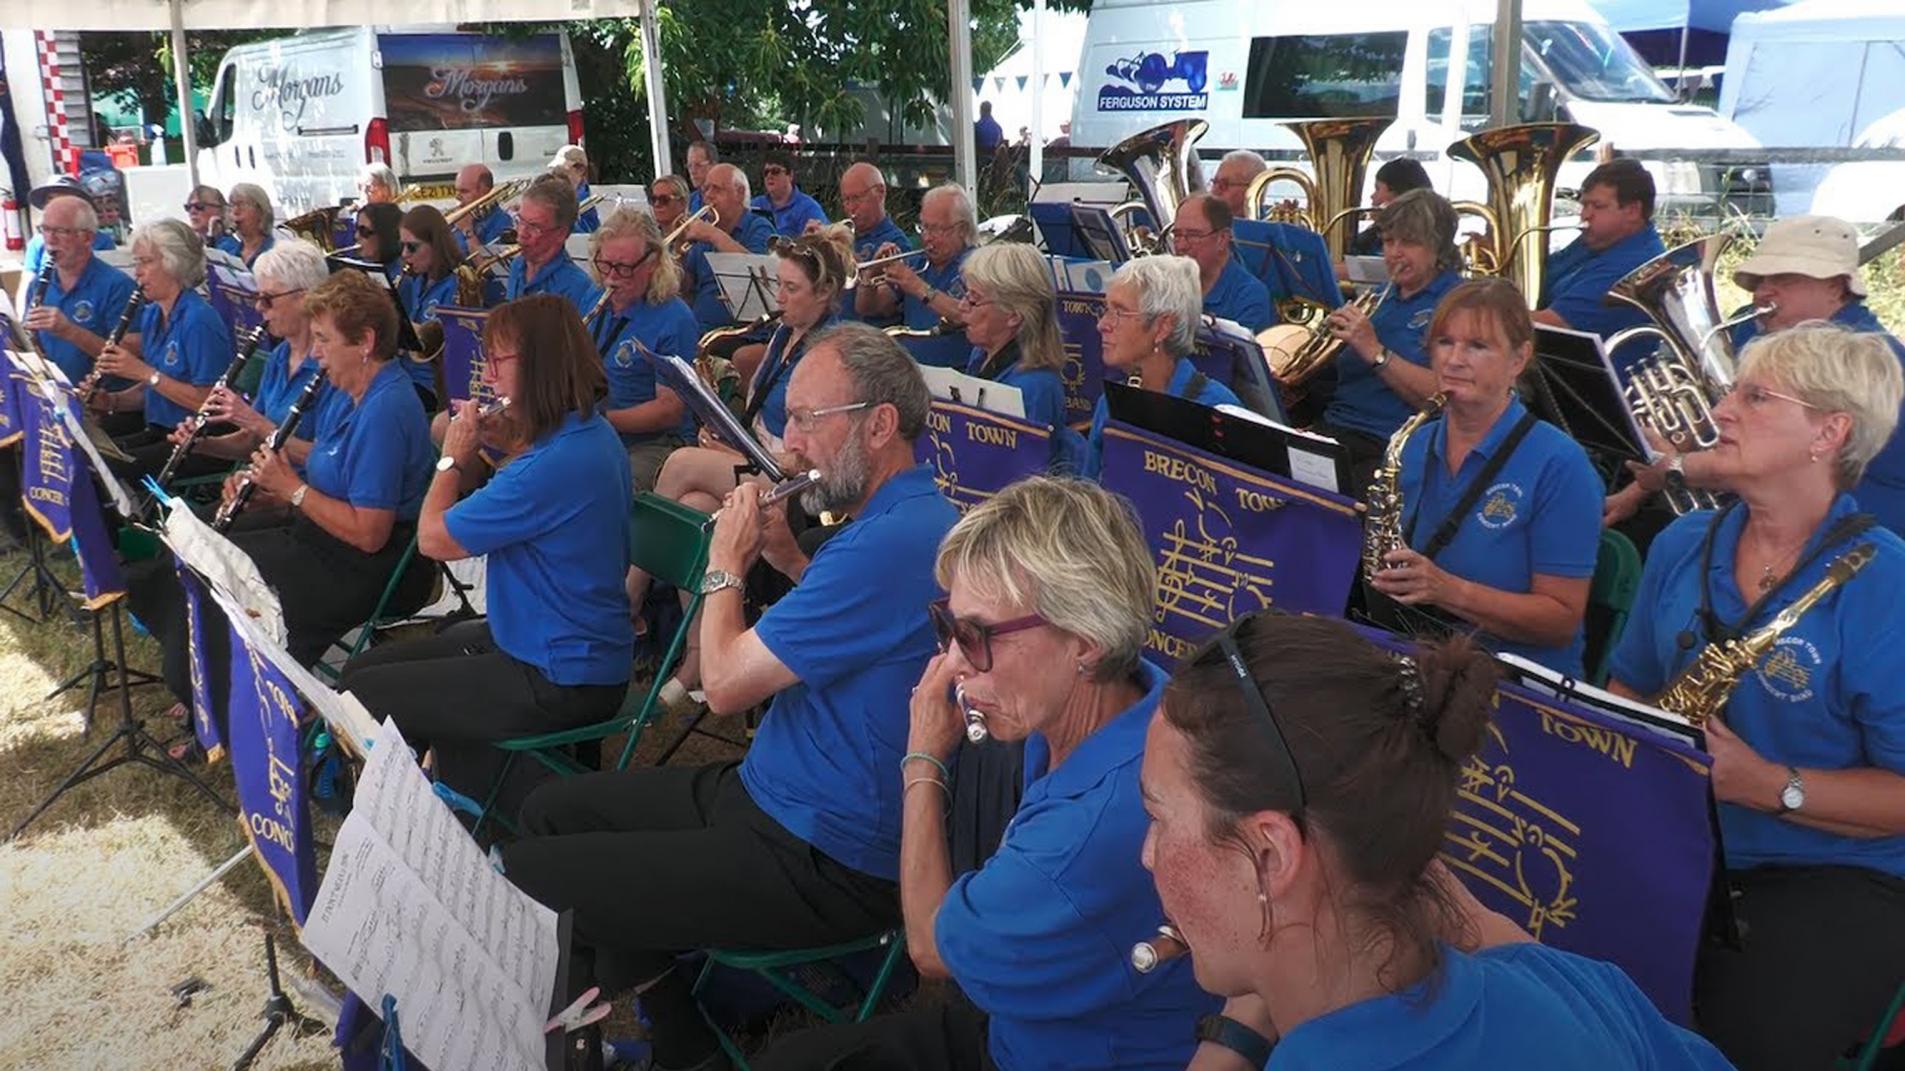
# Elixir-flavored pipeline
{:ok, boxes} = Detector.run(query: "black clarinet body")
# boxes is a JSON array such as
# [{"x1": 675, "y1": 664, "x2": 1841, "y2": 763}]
[
  {"x1": 78, "y1": 286, "x2": 147, "y2": 402},
  {"x1": 211, "y1": 368, "x2": 328, "y2": 532},
  {"x1": 154, "y1": 324, "x2": 272, "y2": 490}
]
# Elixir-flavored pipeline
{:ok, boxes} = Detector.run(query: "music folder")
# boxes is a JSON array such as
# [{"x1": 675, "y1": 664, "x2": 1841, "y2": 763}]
[
  {"x1": 1530, "y1": 324, "x2": 1647, "y2": 460},
  {"x1": 1104, "y1": 380, "x2": 1351, "y2": 495},
  {"x1": 653, "y1": 351, "x2": 787, "y2": 481}
]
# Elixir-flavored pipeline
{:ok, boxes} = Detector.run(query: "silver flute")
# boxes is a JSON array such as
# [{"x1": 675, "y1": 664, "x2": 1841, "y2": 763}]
[
  {"x1": 956, "y1": 681, "x2": 988, "y2": 743},
  {"x1": 705, "y1": 469, "x2": 822, "y2": 528},
  {"x1": 1130, "y1": 924, "x2": 1187, "y2": 973}
]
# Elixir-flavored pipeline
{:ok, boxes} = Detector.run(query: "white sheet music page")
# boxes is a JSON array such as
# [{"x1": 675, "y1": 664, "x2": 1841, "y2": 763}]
[{"x1": 303, "y1": 718, "x2": 560, "y2": 1071}]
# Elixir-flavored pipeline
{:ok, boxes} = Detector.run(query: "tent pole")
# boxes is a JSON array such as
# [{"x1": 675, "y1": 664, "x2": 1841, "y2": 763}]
[
  {"x1": 1489, "y1": 0, "x2": 1522, "y2": 128},
  {"x1": 1028, "y1": 0, "x2": 1044, "y2": 198},
  {"x1": 640, "y1": 0, "x2": 672, "y2": 177},
  {"x1": 948, "y1": 0, "x2": 976, "y2": 197},
  {"x1": 170, "y1": 0, "x2": 199, "y2": 190}
]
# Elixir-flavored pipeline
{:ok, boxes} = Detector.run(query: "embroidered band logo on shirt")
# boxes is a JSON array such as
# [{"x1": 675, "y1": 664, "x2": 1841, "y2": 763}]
[
  {"x1": 1408, "y1": 308, "x2": 1433, "y2": 330},
  {"x1": 1756, "y1": 636, "x2": 1820, "y2": 703},
  {"x1": 1477, "y1": 481, "x2": 1525, "y2": 529},
  {"x1": 164, "y1": 342, "x2": 181, "y2": 367},
  {"x1": 614, "y1": 340, "x2": 636, "y2": 368},
  {"x1": 72, "y1": 300, "x2": 95, "y2": 324}
]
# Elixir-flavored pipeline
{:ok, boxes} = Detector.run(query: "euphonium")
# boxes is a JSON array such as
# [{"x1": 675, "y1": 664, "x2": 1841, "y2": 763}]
[
  {"x1": 1257, "y1": 282, "x2": 1391, "y2": 402},
  {"x1": 1239, "y1": 117, "x2": 1393, "y2": 261},
  {"x1": 666, "y1": 204, "x2": 717, "y2": 257},
  {"x1": 281, "y1": 205, "x2": 342, "y2": 252},
  {"x1": 1101, "y1": 119, "x2": 1209, "y2": 257},
  {"x1": 1446, "y1": 123, "x2": 1601, "y2": 305},
  {"x1": 1362, "y1": 393, "x2": 1447, "y2": 582}
]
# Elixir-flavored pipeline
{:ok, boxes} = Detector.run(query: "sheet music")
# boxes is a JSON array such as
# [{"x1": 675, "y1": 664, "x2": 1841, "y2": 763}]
[
  {"x1": 1045, "y1": 257, "x2": 1113, "y2": 294},
  {"x1": 304, "y1": 719, "x2": 560, "y2": 1071},
  {"x1": 918, "y1": 367, "x2": 1026, "y2": 419},
  {"x1": 1213, "y1": 404, "x2": 1344, "y2": 494},
  {"x1": 704, "y1": 253, "x2": 780, "y2": 320},
  {"x1": 1494, "y1": 653, "x2": 1700, "y2": 743},
  {"x1": 655, "y1": 353, "x2": 786, "y2": 481}
]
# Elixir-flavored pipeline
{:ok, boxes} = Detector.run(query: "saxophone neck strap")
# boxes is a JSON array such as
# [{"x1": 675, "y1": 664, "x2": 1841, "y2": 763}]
[
  {"x1": 1695, "y1": 502, "x2": 1877, "y2": 643},
  {"x1": 1404, "y1": 409, "x2": 1539, "y2": 562}
]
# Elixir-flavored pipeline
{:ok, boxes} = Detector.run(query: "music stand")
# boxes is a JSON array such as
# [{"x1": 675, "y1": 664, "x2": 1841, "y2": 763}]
[
  {"x1": 1104, "y1": 380, "x2": 1352, "y2": 494},
  {"x1": 1528, "y1": 325, "x2": 1647, "y2": 461},
  {"x1": 705, "y1": 254, "x2": 780, "y2": 322},
  {"x1": 653, "y1": 350, "x2": 786, "y2": 481}
]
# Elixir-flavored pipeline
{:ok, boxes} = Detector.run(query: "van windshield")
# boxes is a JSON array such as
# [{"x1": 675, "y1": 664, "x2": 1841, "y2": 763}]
[{"x1": 1526, "y1": 20, "x2": 1675, "y2": 104}]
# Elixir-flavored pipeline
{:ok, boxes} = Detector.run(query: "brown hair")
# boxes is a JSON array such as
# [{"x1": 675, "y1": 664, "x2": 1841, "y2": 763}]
[
  {"x1": 400, "y1": 204, "x2": 462, "y2": 282},
  {"x1": 305, "y1": 269, "x2": 400, "y2": 361},
  {"x1": 520, "y1": 174, "x2": 580, "y2": 232},
  {"x1": 482, "y1": 294, "x2": 608, "y2": 444},
  {"x1": 772, "y1": 224, "x2": 852, "y2": 298},
  {"x1": 1428, "y1": 277, "x2": 1536, "y2": 355},
  {"x1": 1162, "y1": 613, "x2": 1497, "y2": 988},
  {"x1": 1581, "y1": 157, "x2": 1655, "y2": 221}
]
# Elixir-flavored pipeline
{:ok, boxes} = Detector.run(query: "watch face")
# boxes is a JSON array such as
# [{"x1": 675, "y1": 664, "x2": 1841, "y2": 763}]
[{"x1": 1781, "y1": 782, "x2": 1805, "y2": 810}]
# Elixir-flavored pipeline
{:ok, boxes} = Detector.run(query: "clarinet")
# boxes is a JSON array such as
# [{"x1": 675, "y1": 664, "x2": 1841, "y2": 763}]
[
  {"x1": 212, "y1": 368, "x2": 328, "y2": 532},
  {"x1": 77, "y1": 286, "x2": 147, "y2": 402},
  {"x1": 26, "y1": 261, "x2": 55, "y2": 312},
  {"x1": 154, "y1": 324, "x2": 272, "y2": 490}
]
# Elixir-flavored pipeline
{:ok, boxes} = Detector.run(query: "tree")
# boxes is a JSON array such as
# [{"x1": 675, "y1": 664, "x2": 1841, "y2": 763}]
[{"x1": 81, "y1": 30, "x2": 276, "y2": 133}]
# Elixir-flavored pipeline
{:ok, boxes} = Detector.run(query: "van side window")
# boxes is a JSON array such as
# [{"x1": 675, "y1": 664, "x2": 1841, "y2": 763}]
[
  {"x1": 1426, "y1": 26, "x2": 1535, "y2": 129},
  {"x1": 1242, "y1": 33, "x2": 1409, "y2": 119}
]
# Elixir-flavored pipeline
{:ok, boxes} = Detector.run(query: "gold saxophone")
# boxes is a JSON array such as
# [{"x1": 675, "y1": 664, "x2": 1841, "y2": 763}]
[
  {"x1": 1655, "y1": 543, "x2": 1875, "y2": 727},
  {"x1": 1362, "y1": 393, "x2": 1447, "y2": 582}
]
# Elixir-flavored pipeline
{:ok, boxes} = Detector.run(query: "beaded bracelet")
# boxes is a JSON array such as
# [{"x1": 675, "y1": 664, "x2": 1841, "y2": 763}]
[{"x1": 901, "y1": 751, "x2": 950, "y2": 782}]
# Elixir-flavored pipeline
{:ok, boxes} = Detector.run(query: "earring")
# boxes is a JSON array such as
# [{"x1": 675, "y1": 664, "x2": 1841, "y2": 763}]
[
  {"x1": 1810, "y1": 449, "x2": 1821, "y2": 463},
  {"x1": 1075, "y1": 661, "x2": 1087, "y2": 676}
]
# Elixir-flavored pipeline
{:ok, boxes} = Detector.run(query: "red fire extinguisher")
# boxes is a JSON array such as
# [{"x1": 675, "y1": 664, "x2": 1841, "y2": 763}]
[{"x1": 2, "y1": 190, "x2": 22, "y2": 252}]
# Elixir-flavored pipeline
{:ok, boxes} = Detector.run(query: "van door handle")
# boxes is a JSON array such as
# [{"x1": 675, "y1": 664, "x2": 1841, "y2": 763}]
[
  {"x1": 1407, "y1": 130, "x2": 1417, "y2": 151},
  {"x1": 498, "y1": 132, "x2": 514, "y2": 161},
  {"x1": 248, "y1": 147, "x2": 256, "y2": 169}
]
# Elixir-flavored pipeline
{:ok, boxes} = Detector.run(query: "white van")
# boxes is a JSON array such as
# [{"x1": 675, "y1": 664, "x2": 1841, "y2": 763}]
[
  {"x1": 197, "y1": 27, "x2": 584, "y2": 214},
  {"x1": 1071, "y1": 0, "x2": 1766, "y2": 215}
]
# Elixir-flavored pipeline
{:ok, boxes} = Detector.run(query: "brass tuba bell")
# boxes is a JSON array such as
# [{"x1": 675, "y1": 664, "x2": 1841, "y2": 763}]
[
  {"x1": 1240, "y1": 117, "x2": 1393, "y2": 262},
  {"x1": 1446, "y1": 122, "x2": 1601, "y2": 305},
  {"x1": 1100, "y1": 119, "x2": 1209, "y2": 258}
]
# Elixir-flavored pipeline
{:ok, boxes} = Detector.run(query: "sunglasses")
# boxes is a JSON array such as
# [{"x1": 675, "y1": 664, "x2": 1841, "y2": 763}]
[
  {"x1": 184, "y1": 202, "x2": 219, "y2": 212},
  {"x1": 928, "y1": 597, "x2": 1046, "y2": 673},
  {"x1": 253, "y1": 287, "x2": 305, "y2": 309},
  {"x1": 401, "y1": 240, "x2": 424, "y2": 253},
  {"x1": 1208, "y1": 616, "x2": 1307, "y2": 811},
  {"x1": 763, "y1": 165, "x2": 789, "y2": 176}
]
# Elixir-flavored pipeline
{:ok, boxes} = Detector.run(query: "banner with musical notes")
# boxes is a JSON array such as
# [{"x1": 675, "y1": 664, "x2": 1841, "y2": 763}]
[
  {"x1": 1443, "y1": 680, "x2": 1715, "y2": 1024},
  {"x1": 225, "y1": 619, "x2": 318, "y2": 924},
  {"x1": 177, "y1": 561, "x2": 226, "y2": 762},
  {"x1": 435, "y1": 305, "x2": 496, "y2": 408},
  {"x1": 1100, "y1": 422, "x2": 1361, "y2": 667},
  {"x1": 915, "y1": 400, "x2": 1052, "y2": 511},
  {"x1": 19, "y1": 380, "x2": 125, "y2": 608}
]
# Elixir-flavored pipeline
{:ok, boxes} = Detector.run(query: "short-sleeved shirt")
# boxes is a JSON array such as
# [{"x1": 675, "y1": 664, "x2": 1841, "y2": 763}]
[
  {"x1": 1733, "y1": 302, "x2": 1905, "y2": 536},
  {"x1": 684, "y1": 214, "x2": 776, "y2": 331},
  {"x1": 214, "y1": 231, "x2": 275, "y2": 267},
  {"x1": 1270, "y1": 943, "x2": 1731, "y2": 1070},
  {"x1": 33, "y1": 254, "x2": 136, "y2": 385},
  {"x1": 1203, "y1": 253, "x2": 1274, "y2": 333},
  {"x1": 572, "y1": 182, "x2": 601, "y2": 235},
  {"x1": 1323, "y1": 269, "x2": 1463, "y2": 440},
  {"x1": 897, "y1": 248, "x2": 971, "y2": 368},
  {"x1": 506, "y1": 252, "x2": 601, "y2": 317},
  {"x1": 135, "y1": 289, "x2": 233, "y2": 428},
  {"x1": 1608, "y1": 496, "x2": 1905, "y2": 878},
  {"x1": 936, "y1": 661, "x2": 1218, "y2": 1070},
  {"x1": 253, "y1": 340, "x2": 338, "y2": 442},
  {"x1": 1083, "y1": 358, "x2": 1240, "y2": 480},
  {"x1": 751, "y1": 188, "x2": 829, "y2": 238},
  {"x1": 1398, "y1": 394, "x2": 1603, "y2": 675},
  {"x1": 748, "y1": 315, "x2": 837, "y2": 441},
  {"x1": 844, "y1": 216, "x2": 912, "y2": 327},
  {"x1": 446, "y1": 412, "x2": 634, "y2": 685},
  {"x1": 303, "y1": 359, "x2": 433, "y2": 520},
  {"x1": 967, "y1": 343, "x2": 1066, "y2": 431},
  {"x1": 596, "y1": 296, "x2": 700, "y2": 443},
  {"x1": 452, "y1": 207, "x2": 514, "y2": 254},
  {"x1": 742, "y1": 465, "x2": 959, "y2": 879},
  {"x1": 1540, "y1": 226, "x2": 1666, "y2": 377},
  {"x1": 398, "y1": 271, "x2": 459, "y2": 324}
]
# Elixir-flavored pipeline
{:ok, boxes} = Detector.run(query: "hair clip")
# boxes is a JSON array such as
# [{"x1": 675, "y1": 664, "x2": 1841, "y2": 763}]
[{"x1": 1393, "y1": 653, "x2": 1426, "y2": 719}]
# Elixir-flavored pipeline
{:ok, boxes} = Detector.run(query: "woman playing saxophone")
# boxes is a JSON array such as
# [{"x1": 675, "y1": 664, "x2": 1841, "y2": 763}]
[{"x1": 1605, "y1": 324, "x2": 1905, "y2": 1071}]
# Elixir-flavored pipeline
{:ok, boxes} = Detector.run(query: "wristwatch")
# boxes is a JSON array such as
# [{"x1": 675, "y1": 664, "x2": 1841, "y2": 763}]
[
  {"x1": 1776, "y1": 766, "x2": 1805, "y2": 814},
  {"x1": 1663, "y1": 452, "x2": 1689, "y2": 495},
  {"x1": 1194, "y1": 1014, "x2": 1273, "y2": 1067},
  {"x1": 147, "y1": 370, "x2": 163, "y2": 388},
  {"x1": 697, "y1": 569, "x2": 745, "y2": 596},
  {"x1": 1370, "y1": 348, "x2": 1391, "y2": 369},
  {"x1": 435, "y1": 455, "x2": 460, "y2": 475},
  {"x1": 290, "y1": 483, "x2": 309, "y2": 510}
]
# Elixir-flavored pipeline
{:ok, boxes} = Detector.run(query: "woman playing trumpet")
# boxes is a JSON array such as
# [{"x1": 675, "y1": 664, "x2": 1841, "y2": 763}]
[{"x1": 589, "y1": 207, "x2": 698, "y2": 492}]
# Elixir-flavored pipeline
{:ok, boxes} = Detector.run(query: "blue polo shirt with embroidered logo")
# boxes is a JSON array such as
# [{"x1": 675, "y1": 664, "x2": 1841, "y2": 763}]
[
  {"x1": 135, "y1": 289, "x2": 232, "y2": 428},
  {"x1": 1540, "y1": 226, "x2": 1666, "y2": 377},
  {"x1": 33, "y1": 254, "x2": 136, "y2": 385},
  {"x1": 1324, "y1": 268, "x2": 1462, "y2": 440},
  {"x1": 1202, "y1": 253, "x2": 1273, "y2": 334},
  {"x1": 596, "y1": 296, "x2": 701, "y2": 443}
]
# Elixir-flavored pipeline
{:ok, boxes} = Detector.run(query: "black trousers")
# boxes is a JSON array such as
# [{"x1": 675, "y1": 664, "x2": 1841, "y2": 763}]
[
  {"x1": 502, "y1": 762, "x2": 901, "y2": 1067},
  {"x1": 753, "y1": 994, "x2": 995, "y2": 1071},
  {"x1": 339, "y1": 619, "x2": 626, "y2": 807},
  {"x1": 1697, "y1": 865, "x2": 1905, "y2": 1071}
]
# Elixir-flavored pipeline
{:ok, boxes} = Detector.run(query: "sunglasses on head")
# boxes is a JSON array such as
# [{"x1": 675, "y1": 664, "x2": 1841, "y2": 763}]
[{"x1": 927, "y1": 597, "x2": 1046, "y2": 673}]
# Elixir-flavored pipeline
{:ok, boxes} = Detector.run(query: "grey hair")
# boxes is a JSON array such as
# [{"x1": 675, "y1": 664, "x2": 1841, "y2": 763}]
[
  {"x1": 228, "y1": 182, "x2": 275, "y2": 230},
  {"x1": 1111, "y1": 254, "x2": 1201, "y2": 356},
  {"x1": 1220, "y1": 149, "x2": 1268, "y2": 175},
  {"x1": 1738, "y1": 323, "x2": 1905, "y2": 490},
  {"x1": 961, "y1": 242, "x2": 1063, "y2": 372},
  {"x1": 549, "y1": 144, "x2": 588, "y2": 171},
  {"x1": 934, "y1": 477, "x2": 1156, "y2": 682},
  {"x1": 45, "y1": 194, "x2": 98, "y2": 233},
  {"x1": 131, "y1": 219, "x2": 207, "y2": 288},
  {"x1": 722, "y1": 164, "x2": 752, "y2": 204},
  {"x1": 251, "y1": 238, "x2": 330, "y2": 293},
  {"x1": 921, "y1": 183, "x2": 978, "y2": 247},
  {"x1": 358, "y1": 162, "x2": 402, "y2": 199},
  {"x1": 521, "y1": 174, "x2": 579, "y2": 231},
  {"x1": 1376, "y1": 189, "x2": 1461, "y2": 274},
  {"x1": 811, "y1": 322, "x2": 930, "y2": 440}
]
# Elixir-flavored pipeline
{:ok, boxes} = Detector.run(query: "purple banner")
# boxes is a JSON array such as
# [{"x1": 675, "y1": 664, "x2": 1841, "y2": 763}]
[
  {"x1": 1056, "y1": 291, "x2": 1109, "y2": 431},
  {"x1": 1442, "y1": 680, "x2": 1715, "y2": 1024},
  {"x1": 177, "y1": 562, "x2": 225, "y2": 762},
  {"x1": 0, "y1": 356, "x2": 23, "y2": 447},
  {"x1": 915, "y1": 400, "x2": 1052, "y2": 511},
  {"x1": 208, "y1": 266, "x2": 265, "y2": 341},
  {"x1": 435, "y1": 304, "x2": 496, "y2": 408},
  {"x1": 1099, "y1": 422, "x2": 1361, "y2": 667},
  {"x1": 19, "y1": 379, "x2": 125, "y2": 608},
  {"x1": 225, "y1": 626, "x2": 318, "y2": 924}
]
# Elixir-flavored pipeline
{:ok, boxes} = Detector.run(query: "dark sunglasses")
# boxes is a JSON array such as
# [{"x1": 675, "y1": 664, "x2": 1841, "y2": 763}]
[
  {"x1": 1208, "y1": 616, "x2": 1307, "y2": 811},
  {"x1": 401, "y1": 240, "x2": 424, "y2": 253},
  {"x1": 928, "y1": 597, "x2": 1045, "y2": 673},
  {"x1": 651, "y1": 193, "x2": 680, "y2": 205},
  {"x1": 763, "y1": 165, "x2": 789, "y2": 176},
  {"x1": 252, "y1": 287, "x2": 305, "y2": 309},
  {"x1": 184, "y1": 201, "x2": 218, "y2": 213}
]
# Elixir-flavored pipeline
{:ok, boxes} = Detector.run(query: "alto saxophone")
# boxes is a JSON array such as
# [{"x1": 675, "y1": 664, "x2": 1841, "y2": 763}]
[
  {"x1": 1655, "y1": 542, "x2": 1875, "y2": 727},
  {"x1": 1362, "y1": 392, "x2": 1446, "y2": 581}
]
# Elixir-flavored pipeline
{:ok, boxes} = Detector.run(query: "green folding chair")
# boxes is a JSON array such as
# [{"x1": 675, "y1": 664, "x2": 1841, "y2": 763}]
[
  {"x1": 692, "y1": 930, "x2": 909, "y2": 1070},
  {"x1": 1841, "y1": 980, "x2": 1905, "y2": 1071},
  {"x1": 469, "y1": 492, "x2": 711, "y2": 837},
  {"x1": 1584, "y1": 528, "x2": 1642, "y2": 686},
  {"x1": 315, "y1": 533, "x2": 424, "y2": 682}
]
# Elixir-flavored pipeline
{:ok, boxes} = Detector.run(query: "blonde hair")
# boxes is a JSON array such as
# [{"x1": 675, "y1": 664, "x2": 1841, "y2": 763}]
[
  {"x1": 1111, "y1": 255, "x2": 1201, "y2": 356},
  {"x1": 960, "y1": 243, "x2": 1064, "y2": 372},
  {"x1": 591, "y1": 207, "x2": 682, "y2": 304},
  {"x1": 1738, "y1": 323, "x2": 1905, "y2": 489},
  {"x1": 934, "y1": 477, "x2": 1156, "y2": 681}
]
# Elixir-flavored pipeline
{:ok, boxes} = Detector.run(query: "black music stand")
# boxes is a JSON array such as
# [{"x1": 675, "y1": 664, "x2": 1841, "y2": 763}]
[
  {"x1": 0, "y1": 462, "x2": 70, "y2": 624},
  {"x1": 231, "y1": 931, "x2": 326, "y2": 1071},
  {"x1": 1528, "y1": 325, "x2": 1647, "y2": 460}
]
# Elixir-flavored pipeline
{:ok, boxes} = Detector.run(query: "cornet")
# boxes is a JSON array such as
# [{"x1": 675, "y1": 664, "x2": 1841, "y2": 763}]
[
  {"x1": 955, "y1": 682, "x2": 988, "y2": 743},
  {"x1": 666, "y1": 204, "x2": 717, "y2": 257},
  {"x1": 850, "y1": 248, "x2": 928, "y2": 290}
]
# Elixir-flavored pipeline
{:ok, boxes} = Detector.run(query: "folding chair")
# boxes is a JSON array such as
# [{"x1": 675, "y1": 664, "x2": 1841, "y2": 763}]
[
  {"x1": 1841, "y1": 980, "x2": 1905, "y2": 1071},
  {"x1": 1583, "y1": 528, "x2": 1642, "y2": 687},
  {"x1": 468, "y1": 492, "x2": 711, "y2": 837},
  {"x1": 314, "y1": 533, "x2": 425, "y2": 683},
  {"x1": 692, "y1": 931, "x2": 909, "y2": 1071}
]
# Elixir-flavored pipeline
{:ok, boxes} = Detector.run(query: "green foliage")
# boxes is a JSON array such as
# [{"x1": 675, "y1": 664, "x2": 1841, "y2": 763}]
[{"x1": 81, "y1": 30, "x2": 276, "y2": 130}]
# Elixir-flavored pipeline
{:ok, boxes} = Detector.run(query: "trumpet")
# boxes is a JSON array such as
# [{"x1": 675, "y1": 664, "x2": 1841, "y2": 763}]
[
  {"x1": 849, "y1": 248, "x2": 928, "y2": 290},
  {"x1": 666, "y1": 204, "x2": 717, "y2": 257},
  {"x1": 956, "y1": 681, "x2": 988, "y2": 744},
  {"x1": 78, "y1": 287, "x2": 148, "y2": 404},
  {"x1": 1130, "y1": 924, "x2": 1187, "y2": 973}
]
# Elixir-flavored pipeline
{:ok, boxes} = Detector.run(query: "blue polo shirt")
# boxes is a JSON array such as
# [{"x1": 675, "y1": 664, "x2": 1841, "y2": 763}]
[
  {"x1": 506, "y1": 253, "x2": 601, "y2": 316},
  {"x1": 446, "y1": 412, "x2": 634, "y2": 686},
  {"x1": 1541, "y1": 226, "x2": 1665, "y2": 377},
  {"x1": 1399, "y1": 394, "x2": 1602, "y2": 675},
  {"x1": 1269, "y1": 942, "x2": 1730, "y2": 1070},
  {"x1": 845, "y1": 216, "x2": 912, "y2": 327},
  {"x1": 23, "y1": 230, "x2": 115, "y2": 275},
  {"x1": 596, "y1": 296, "x2": 700, "y2": 443},
  {"x1": 936, "y1": 660, "x2": 1218, "y2": 1070},
  {"x1": 33, "y1": 254, "x2": 136, "y2": 384},
  {"x1": 966, "y1": 344, "x2": 1066, "y2": 431},
  {"x1": 898, "y1": 249, "x2": 971, "y2": 368},
  {"x1": 1203, "y1": 253, "x2": 1273, "y2": 333},
  {"x1": 214, "y1": 231, "x2": 275, "y2": 267},
  {"x1": 304, "y1": 359, "x2": 433, "y2": 520},
  {"x1": 742, "y1": 464, "x2": 959, "y2": 880},
  {"x1": 136, "y1": 289, "x2": 232, "y2": 429},
  {"x1": 573, "y1": 182, "x2": 601, "y2": 235},
  {"x1": 1609, "y1": 496, "x2": 1905, "y2": 878},
  {"x1": 1733, "y1": 303, "x2": 1905, "y2": 536},
  {"x1": 452, "y1": 207, "x2": 514, "y2": 254},
  {"x1": 398, "y1": 271, "x2": 459, "y2": 323},
  {"x1": 1082, "y1": 358, "x2": 1239, "y2": 480},
  {"x1": 685, "y1": 214, "x2": 776, "y2": 331},
  {"x1": 253, "y1": 340, "x2": 336, "y2": 442},
  {"x1": 1323, "y1": 269, "x2": 1462, "y2": 440},
  {"x1": 751, "y1": 188, "x2": 828, "y2": 237},
  {"x1": 750, "y1": 316, "x2": 836, "y2": 441}
]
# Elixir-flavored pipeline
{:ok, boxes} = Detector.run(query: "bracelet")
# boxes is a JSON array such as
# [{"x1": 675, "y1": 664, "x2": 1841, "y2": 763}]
[
  {"x1": 901, "y1": 751, "x2": 950, "y2": 782},
  {"x1": 921, "y1": 286, "x2": 938, "y2": 305},
  {"x1": 1194, "y1": 1014, "x2": 1274, "y2": 1067},
  {"x1": 904, "y1": 776, "x2": 949, "y2": 799}
]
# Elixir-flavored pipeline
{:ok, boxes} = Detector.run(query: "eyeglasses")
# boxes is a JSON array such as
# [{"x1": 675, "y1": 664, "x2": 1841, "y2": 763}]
[
  {"x1": 958, "y1": 291, "x2": 993, "y2": 310},
  {"x1": 594, "y1": 249, "x2": 657, "y2": 278},
  {"x1": 1726, "y1": 381, "x2": 1819, "y2": 410},
  {"x1": 184, "y1": 201, "x2": 220, "y2": 213},
  {"x1": 1170, "y1": 228, "x2": 1216, "y2": 244},
  {"x1": 928, "y1": 597, "x2": 1047, "y2": 673},
  {"x1": 516, "y1": 218, "x2": 557, "y2": 237},
  {"x1": 1099, "y1": 304, "x2": 1145, "y2": 326},
  {"x1": 841, "y1": 187, "x2": 882, "y2": 206},
  {"x1": 400, "y1": 241, "x2": 424, "y2": 254},
  {"x1": 919, "y1": 221, "x2": 961, "y2": 236},
  {"x1": 1209, "y1": 616, "x2": 1307, "y2": 811},
  {"x1": 253, "y1": 288, "x2": 305, "y2": 309},
  {"x1": 785, "y1": 400, "x2": 870, "y2": 432},
  {"x1": 39, "y1": 226, "x2": 87, "y2": 239},
  {"x1": 487, "y1": 351, "x2": 522, "y2": 368}
]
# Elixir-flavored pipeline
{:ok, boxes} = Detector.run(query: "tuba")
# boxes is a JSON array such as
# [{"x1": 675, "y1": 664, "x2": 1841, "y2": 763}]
[
  {"x1": 1240, "y1": 117, "x2": 1393, "y2": 262},
  {"x1": 1446, "y1": 123, "x2": 1601, "y2": 305},
  {"x1": 1100, "y1": 119, "x2": 1209, "y2": 257},
  {"x1": 281, "y1": 205, "x2": 342, "y2": 252}
]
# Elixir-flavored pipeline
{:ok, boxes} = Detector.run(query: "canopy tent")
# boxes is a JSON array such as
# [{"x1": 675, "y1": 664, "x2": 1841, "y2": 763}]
[
  {"x1": 1588, "y1": 0, "x2": 1795, "y2": 67},
  {"x1": 1720, "y1": 0, "x2": 1905, "y2": 147}
]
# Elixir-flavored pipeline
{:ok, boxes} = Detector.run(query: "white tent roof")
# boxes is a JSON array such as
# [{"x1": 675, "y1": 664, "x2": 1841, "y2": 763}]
[{"x1": 0, "y1": 0, "x2": 641, "y2": 32}]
